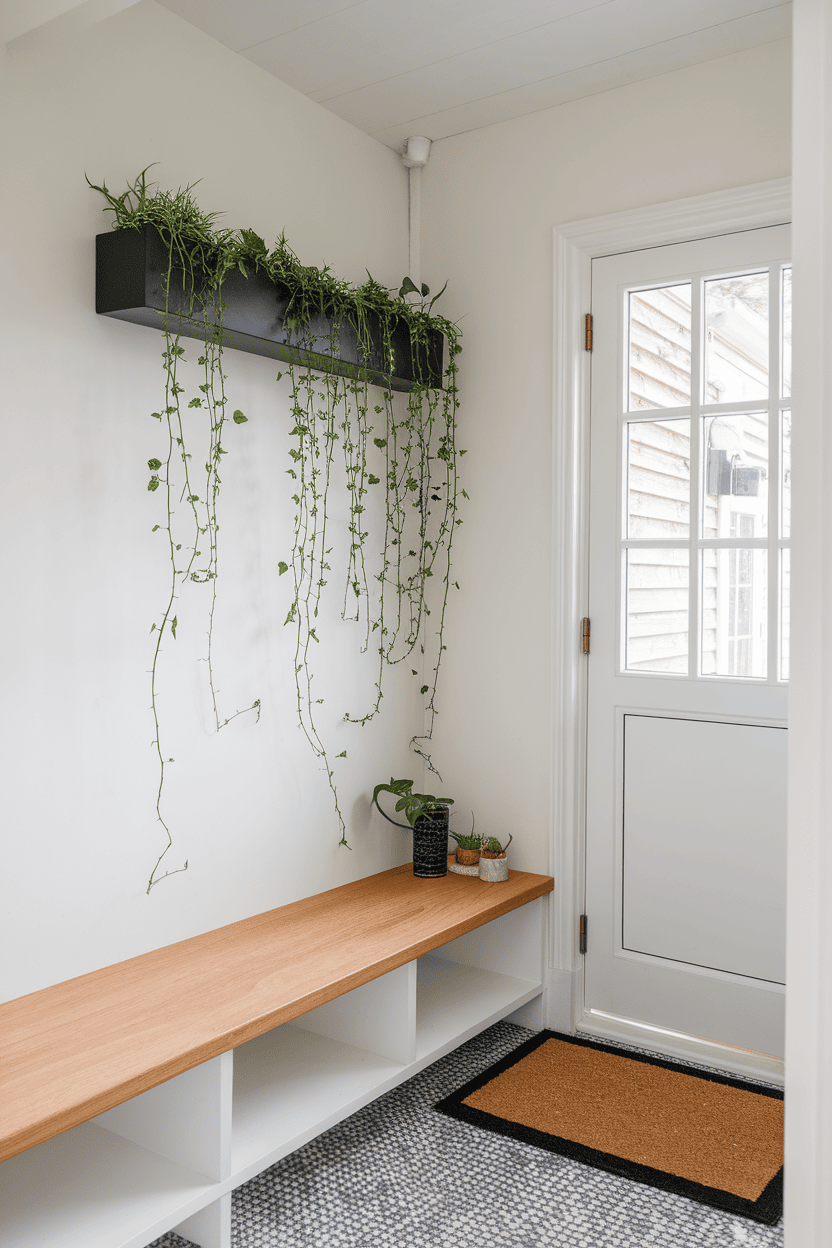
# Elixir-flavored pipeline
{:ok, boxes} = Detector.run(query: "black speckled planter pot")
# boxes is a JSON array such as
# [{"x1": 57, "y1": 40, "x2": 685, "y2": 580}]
[{"x1": 412, "y1": 809, "x2": 449, "y2": 878}]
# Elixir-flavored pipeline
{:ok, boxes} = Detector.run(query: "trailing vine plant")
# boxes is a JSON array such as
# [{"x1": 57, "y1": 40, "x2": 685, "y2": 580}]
[
  {"x1": 89, "y1": 170, "x2": 463, "y2": 869},
  {"x1": 88, "y1": 169, "x2": 260, "y2": 891}
]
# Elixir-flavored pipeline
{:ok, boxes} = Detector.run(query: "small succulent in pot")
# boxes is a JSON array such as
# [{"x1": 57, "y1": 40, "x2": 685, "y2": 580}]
[
  {"x1": 372, "y1": 778, "x2": 454, "y2": 878},
  {"x1": 449, "y1": 818, "x2": 482, "y2": 866},
  {"x1": 480, "y1": 834, "x2": 513, "y2": 859},
  {"x1": 478, "y1": 834, "x2": 513, "y2": 882}
]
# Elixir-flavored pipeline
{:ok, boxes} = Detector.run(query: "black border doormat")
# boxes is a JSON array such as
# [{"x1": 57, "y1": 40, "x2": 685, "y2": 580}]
[{"x1": 435, "y1": 1029, "x2": 783, "y2": 1225}]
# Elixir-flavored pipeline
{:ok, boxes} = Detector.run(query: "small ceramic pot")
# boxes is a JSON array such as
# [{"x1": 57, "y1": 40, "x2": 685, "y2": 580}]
[
  {"x1": 478, "y1": 853, "x2": 508, "y2": 882},
  {"x1": 455, "y1": 846, "x2": 480, "y2": 867},
  {"x1": 448, "y1": 857, "x2": 479, "y2": 876}
]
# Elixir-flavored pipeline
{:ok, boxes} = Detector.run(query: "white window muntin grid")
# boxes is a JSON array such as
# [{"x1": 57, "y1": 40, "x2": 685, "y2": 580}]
[{"x1": 619, "y1": 263, "x2": 790, "y2": 683}]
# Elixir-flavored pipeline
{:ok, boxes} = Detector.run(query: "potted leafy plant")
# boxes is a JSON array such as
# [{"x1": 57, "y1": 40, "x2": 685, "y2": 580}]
[
  {"x1": 373, "y1": 778, "x2": 454, "y2": 878},
  {"x1": 478, "y1": 834, "x2": 513, "y2": 883}
]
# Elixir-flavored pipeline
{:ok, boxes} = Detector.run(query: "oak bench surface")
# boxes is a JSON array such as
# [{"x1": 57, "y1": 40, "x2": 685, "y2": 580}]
[{"x1": 1, "y1": 863, "x2": 553, "y2": 1164}]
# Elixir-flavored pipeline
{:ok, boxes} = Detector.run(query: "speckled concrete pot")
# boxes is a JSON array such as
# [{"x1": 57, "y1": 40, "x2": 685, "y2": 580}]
[{"x1": 478, "y1": 854, "x2": 508, "y2": 882}]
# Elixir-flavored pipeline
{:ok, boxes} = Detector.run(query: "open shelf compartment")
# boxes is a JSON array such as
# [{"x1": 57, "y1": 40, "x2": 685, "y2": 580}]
[
  {"x1": 415, "y1": 954, "x2": 541, "y2": 1062},
  {"x1": 232, "y1": 960, "x2": 414, "y2": 1178},
  {"x1": 232, "y1": 1024, "x2": 407, "y2": 1179},
  {"x1": 0, "y1": 1123, "x2": 218, "y2": 1248}
]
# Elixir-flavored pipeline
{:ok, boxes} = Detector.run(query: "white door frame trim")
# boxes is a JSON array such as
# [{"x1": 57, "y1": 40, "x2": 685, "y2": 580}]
[{"x1": 548, "y1": 178, "x2": 792, "y2": 1046}]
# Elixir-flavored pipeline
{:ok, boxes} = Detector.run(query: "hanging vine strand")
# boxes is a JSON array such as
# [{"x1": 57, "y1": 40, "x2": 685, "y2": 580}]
[{"x1": 88, "y1": 169, "x2": 260, "y2": 891}]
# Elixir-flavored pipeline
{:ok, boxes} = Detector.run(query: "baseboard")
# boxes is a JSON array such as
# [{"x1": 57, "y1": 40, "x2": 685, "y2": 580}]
[
  {"x1": 541, "y1": 967, "x2": 584, "y2": 1033},
  {"x1": 503, "y1": 969, "x2": 583, "y2": 1032},
  {"x1": 576, "y1": 1008, "x2": 784, "y2": 1086}
]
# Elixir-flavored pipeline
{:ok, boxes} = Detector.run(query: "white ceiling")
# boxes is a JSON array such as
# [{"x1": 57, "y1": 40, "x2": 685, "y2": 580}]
[
  {"x1": 4, "y1": 0, "x2": 793, "y2": 150},
  {"x1": 156, "y1": 0, "x2": 792, "y2": 150}
]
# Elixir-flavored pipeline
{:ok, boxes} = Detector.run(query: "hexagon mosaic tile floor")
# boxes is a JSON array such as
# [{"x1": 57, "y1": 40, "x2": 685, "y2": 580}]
[{"x1": 150, "y1": 1021, "x2": 783, "y2": 1248}]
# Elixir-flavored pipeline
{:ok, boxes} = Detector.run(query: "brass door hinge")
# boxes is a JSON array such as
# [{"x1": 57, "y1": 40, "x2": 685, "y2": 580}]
[
  {"x1": 579, "y1": 914, "x2": 588, "y2": 954},
  {"x1": 581, "y1": 617, "x2": 590, "y2": 655},
  {"x1": 585, "y1": 313, "x2": 593, "y2": 352}
]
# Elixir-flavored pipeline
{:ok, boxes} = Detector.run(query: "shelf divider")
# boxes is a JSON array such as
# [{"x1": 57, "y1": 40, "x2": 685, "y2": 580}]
[
  {"x1": 293, "y1": 960, "x2": 416, "y2": 1065},
  {"x1": 174, "y1": 1194, "x2": 231, "y2": 1248},
  {"x1": 92, "y1": 1051, "x2": 233, "y2": 1182}
]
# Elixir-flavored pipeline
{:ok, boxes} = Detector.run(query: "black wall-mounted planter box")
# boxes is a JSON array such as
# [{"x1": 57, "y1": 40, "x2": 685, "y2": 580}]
[{"x1": 95, "y1": 226, "x2": 444, "y2": 392}]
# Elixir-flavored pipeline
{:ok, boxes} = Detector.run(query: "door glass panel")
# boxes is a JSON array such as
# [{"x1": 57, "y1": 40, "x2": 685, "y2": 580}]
[
  {"x1": 704, "y1": 273, "x2": 769, "y2": 404},
  {"x1": 780, "y1": 549, "x2": 790, "y2": 682},
  {"x1": 702, "y1": 546, "x2": 767, "y2": 678},
  {"x1": 625, "y1": 549, "x2": 689, "y2": 674},
  {"x1": 620, "y1": 254, "x2": 788, "y2": 685},
  {"x1": 627, "y1": 419, "x2": 690, "y2": 539},
  {"x1": 628, "y1": 285, "x2": 691, "y2": 411},
  {"x1": 782, "y1": 267, "x2": 792, "y2": 399},
  {"x1": 702, "y1": 413, "x2": 768, "y2": 537},
  {"x1": 781, "y1": 409, "x2": 791, "y2": 539}
]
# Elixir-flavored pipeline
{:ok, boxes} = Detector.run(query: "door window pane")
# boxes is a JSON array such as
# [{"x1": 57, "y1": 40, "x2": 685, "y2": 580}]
[
  {"x1": 619, "y1": 253, "x2": 788, "y2": 685},
  {"x1": 782, "y1": 267, "x2": 792, "y2": 399},
  {"x1": 704, "y1": 273, "x2": 769, "y2": 404},
  {"x1": 627, "y1": 419, "x2": 690, "y2": 539},
  {"x1": 702, "y1": 547, "x2": 767, "y2": 678},
  {"x1": 629, "y1": 285, "x2": 691, "y2": 411},
  {"x1": 626, "y1": 549, "x2": 689, "y2": 673},
  {"x1": 781, "y1": 410, "x2": 791, "y2": 539},
  {"x1": 703, "y1": 413, "x2": 768, "y2": 538}
]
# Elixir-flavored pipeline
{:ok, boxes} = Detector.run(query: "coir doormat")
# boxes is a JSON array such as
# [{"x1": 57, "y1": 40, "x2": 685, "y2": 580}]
[{"x1": 435, "y1": 1030, "x2": 783, "y2": 1224}]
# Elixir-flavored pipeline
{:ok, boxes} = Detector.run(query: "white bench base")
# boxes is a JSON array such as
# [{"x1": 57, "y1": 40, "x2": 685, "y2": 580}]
[{"x1": 0, "y1": 902, "x2": 546, "y2": 1248}]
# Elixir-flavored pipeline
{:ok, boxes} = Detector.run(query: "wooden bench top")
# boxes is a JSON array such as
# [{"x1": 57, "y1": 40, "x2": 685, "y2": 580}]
[{"x1": 0, "y1": 863, "x2": 553, "y2": 1164}]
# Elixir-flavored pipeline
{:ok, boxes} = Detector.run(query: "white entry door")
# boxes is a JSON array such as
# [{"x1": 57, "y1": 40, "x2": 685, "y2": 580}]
[{"x1": 584, "y1": 225, "x2": 790, "y2": 1061}]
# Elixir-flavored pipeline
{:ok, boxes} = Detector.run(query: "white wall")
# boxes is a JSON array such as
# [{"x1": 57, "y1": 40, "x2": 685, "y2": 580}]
[
  {"x1": 420, "y1": 41, "x2": 792, "y2": 875},
  {"x1": 786, "y1": 3, "x2": 832, "y2": 1243},
  {"x1": 0, "y1": 4, "x2": 796, "y2": 1013},
  {"x1": 0, "y1": 1, "x2": 423, "y2": 1001}
]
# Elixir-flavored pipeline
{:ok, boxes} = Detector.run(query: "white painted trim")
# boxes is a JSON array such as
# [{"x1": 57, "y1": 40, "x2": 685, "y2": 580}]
[
  {"x1": 577, "y1": 1009, "x2": 784, "y2": 1086},
  {"x1": 548, "y1": 178, "x2": 792, "y2": 1037},
  {"x1": 785, "y1": 4, "x2": 832, "y2": 1246},
  {"x1": 549, "y1": 230, "x2": 591, "y2": 1000},
  {"x1": 557, "y1": 177, "x2": 792, "y2": 258}
]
